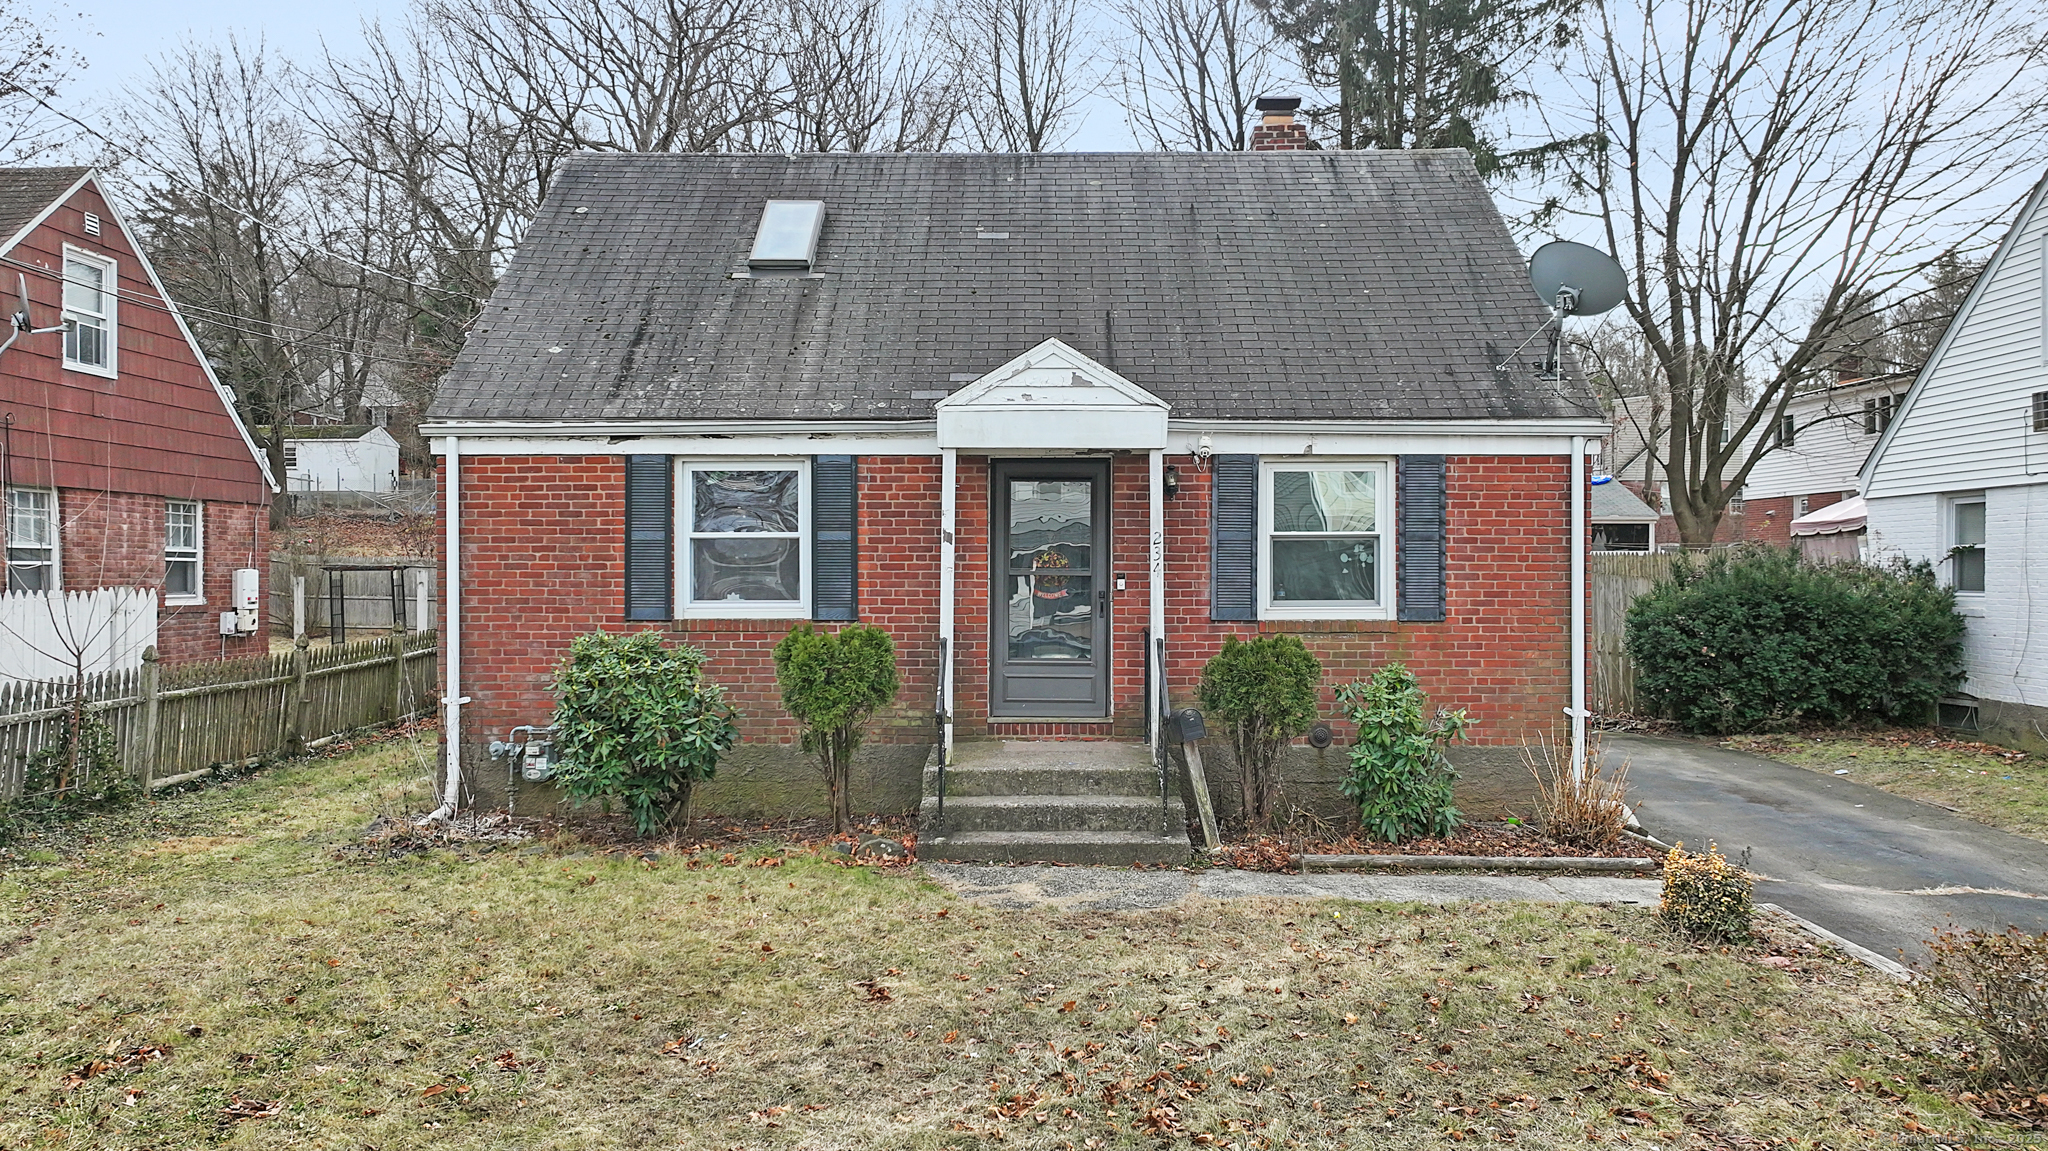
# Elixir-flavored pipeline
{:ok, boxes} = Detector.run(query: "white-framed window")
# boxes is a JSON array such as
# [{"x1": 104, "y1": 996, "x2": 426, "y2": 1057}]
[
  {"x1": 283, "y1": 443, "x2": 298, "y2": 468},
  {"x1": 1793, "y1": 494, "x2": 1810, "y2": 517},
  {"x1": 1948, "y1": 494, "x2": 1986, "y2": 595},
  {"x1": 5, "y1": 487, "x2": 59, "y2": 591},
  {"x1": 164, "y1": 500, "x2": 203, "y2": 602},
  {"x1": 677, "y1": 461, "x2": 809, "y2": 617},
  {"x1": 1258, "y1": 460, "x2": 1393, "y2": 619},
  {"x1": 62, "y1": 246, "x2": 116, "y2": 376},
  {"x1": 1863, "y1": 394, "x2": 1896, "y2": 435}
]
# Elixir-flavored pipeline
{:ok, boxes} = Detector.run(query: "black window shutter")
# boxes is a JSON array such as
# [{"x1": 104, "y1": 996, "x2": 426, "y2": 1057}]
[
  {"x1": 812, "y1": 455, "x2": 857, "y2": 621},
  {"x1": 1396, "y1": 455, "x2": 1446, "y2": 623},
  {"x1": 1210, "y1": 454, "x2": 1258, "y2": 622},
  {"x1": 623, "y1": 455, "x2": 672, "y2": 621}
]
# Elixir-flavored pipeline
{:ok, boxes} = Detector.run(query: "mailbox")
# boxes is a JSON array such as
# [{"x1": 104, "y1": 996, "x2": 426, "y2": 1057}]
[{"x1": 1172, "y1": 707, "x2": 1207, "y2": 743}]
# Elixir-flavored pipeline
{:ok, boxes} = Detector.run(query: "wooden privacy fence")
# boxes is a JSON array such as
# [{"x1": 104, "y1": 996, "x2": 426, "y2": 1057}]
[
  {"x1": 0, "y1": 630, "x2": 438, "y2": 801},
  {"x1": 1591, "y1": 552, "x2": 1680, "y2": 715}
]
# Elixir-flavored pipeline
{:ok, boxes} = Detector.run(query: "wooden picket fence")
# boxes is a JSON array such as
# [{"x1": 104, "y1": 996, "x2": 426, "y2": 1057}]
[
  {"x1": 0, "y1": 630, "x2": 438, "y2": 802},
  {"x1": 1590, "y1": 552, "x2": 1680, "y2": 715}
]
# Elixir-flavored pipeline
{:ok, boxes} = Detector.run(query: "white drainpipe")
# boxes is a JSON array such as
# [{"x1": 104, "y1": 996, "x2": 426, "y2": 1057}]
[
  {"x1": 424, "y1": 435, "x2": 467, "y2": 824},
  {"x1": 1148, "y1": 449, "x2": 1166, "y2": 755},
  {"x1": 938, "y1": 448, "x2": 957, "y2": 765},
  {"x1": 1569, "y1": 435, "x2": 1589, "y2": 783}
]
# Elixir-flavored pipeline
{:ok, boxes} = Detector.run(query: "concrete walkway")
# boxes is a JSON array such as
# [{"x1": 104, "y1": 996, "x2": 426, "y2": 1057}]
[
  {"x1": 1613, "y1": 733, "x2": 2048, "y2": 961},
  {"x1": 926, "y1": 862, "x2": 1661, "y2": 911}
]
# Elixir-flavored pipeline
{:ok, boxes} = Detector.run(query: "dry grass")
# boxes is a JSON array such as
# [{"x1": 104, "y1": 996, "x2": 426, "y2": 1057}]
[
  {"x1": 1524, "y1": 731, "x2": 1633, "y2": 852},
  {"x1": 0, "y1": 731, "x2": 2016, "y2": 1148},
  {"x1": 1723, "y1": 728, "x2": 2043, "y2": 843}
]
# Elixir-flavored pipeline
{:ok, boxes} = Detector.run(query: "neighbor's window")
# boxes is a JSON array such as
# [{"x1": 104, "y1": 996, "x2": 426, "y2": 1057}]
[
  {"x1": 1261, "y1": 462, "x2": 1391, "y2": 617},
  {"x1": 680, "y1": 463, "x2": 807, "y2": 616},
  {"x1": 1773, "y1": 413, "x2": 1796, "y2": 448},
  {"x1": 1863, "y1": 394, "x2": 1896, "y2": 435},
  {"x1": 5, "y1": 488, "x2": 58, "y2": 591},
  {"x1": 62, "y1": 248, "x2": 116, "y2": 374},
  {"x1": 2032, "y1": 390, "x2": 2047, "y2": 433},
  {"x1": 165, "y1": 500, "x2": 202, "y2": 601},
  {"x1": 1951, "y1": 496, "x2": 1985, "y2": 594},
  {"x1": 283, "y1": 443, "x2": 298, "y2": 469}
]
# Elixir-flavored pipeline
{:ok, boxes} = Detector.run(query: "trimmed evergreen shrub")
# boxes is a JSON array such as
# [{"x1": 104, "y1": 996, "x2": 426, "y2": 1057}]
[
  {"x1": 1625, "y1": 547, "x2": 1964, "y2": 734},
  {"x1": 550, "y1": 631, "x2": 739, "y2": 837},
  {"x1": 1334, "y1": 663, "x2": 1470, "y2": 842},
  {"x1": 774, "y1": 623, "x2": 900, "y2": 833},
  {"x1": 1659, "y1": 842, "x2": 1753, "y2": 943},
  {"x1": 1198, "y1": 634, "x2": 1322, "y2": 832}
]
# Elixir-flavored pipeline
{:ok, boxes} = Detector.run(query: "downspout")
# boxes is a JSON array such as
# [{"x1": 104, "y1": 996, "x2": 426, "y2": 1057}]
[
  {"x1": 938, "y1": 448, "x2": 957, "y2": 766},
  {"x1": 424, "y1": 436, "x2": 467, "y2": 824},
  {"x1": 1569, "y1": 435, "x2": 1589, "y2": 783},
  {"x1": 1148, "y1": 449, "x2": 1165, "y2": 756}
]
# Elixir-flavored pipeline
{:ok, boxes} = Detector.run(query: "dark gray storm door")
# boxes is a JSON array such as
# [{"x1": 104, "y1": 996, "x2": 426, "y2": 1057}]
[{"x1": 990, "y1": 459, "x2": 1111, "y2": 717}]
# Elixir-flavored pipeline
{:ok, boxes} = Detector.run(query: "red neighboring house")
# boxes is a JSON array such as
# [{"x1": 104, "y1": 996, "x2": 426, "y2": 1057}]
[
  {"x1": 423, "y1": 107, "x2": 1608, "y2": 860},
  {"x1": 0, "y1": 167, "x2": 275, "y2": 668}
]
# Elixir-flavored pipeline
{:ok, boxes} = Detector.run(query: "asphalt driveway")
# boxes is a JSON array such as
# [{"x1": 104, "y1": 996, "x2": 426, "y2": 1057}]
[{"x1": 1613, "y1": 733, "x2": 2048, "y2": 961}]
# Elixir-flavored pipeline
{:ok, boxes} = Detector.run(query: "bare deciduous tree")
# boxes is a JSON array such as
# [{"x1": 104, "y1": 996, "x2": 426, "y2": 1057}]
[
  {"x1": 1117, "y1": 0, "x2": 1283, "y2": 150},
  {"x1": 943, "y1": 0, "x2": 1096, "y2": 152},
  {"x1": 750, "y1": 0, "x2": 965, "y2": 152},
  {"x1": 1561, "y1": 0, "x2": 2048, "y2": 546},
  {"x1": 0, "y1": 14, "x2": 83, "y2": 162}
]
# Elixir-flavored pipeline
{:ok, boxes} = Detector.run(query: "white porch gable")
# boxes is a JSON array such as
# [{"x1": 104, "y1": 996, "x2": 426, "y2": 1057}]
[{"x1": 935, "y1": 338, "x2": 1169, "y2": 451}]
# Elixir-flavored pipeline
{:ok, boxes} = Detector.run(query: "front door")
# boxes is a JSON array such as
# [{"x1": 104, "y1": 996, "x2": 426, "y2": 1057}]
[{"x1": 991, "y1": 459, "x2": 1111, "y2": 717}]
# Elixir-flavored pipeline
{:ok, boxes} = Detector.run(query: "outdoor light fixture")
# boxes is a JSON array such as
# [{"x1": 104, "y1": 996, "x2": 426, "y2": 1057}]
[{"x1": 1163, "y1": 465, "x2": 1181, "y2": 499}]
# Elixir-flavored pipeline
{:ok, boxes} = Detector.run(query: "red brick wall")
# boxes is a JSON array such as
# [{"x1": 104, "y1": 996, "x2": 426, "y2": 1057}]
[
  {"x1": 1737, "y1": 490, "x2": 1849, "y2": 546},
  {"x1": 451, "y1": 455, "x2": 945, "y2": 756},
  {"x1": 34, "y1": 487, "x2": 270, "y2": 664},
  {"x1": 450, "y1": 452, "x2": 1575, "y2": 760}
]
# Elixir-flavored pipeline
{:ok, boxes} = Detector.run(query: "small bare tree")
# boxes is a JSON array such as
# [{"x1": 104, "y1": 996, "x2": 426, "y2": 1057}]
[
  {"x1": 1559, "y1": 0, "x2": 2048, "y2": 545},
  {"x1": 942, "y1": 0, "x2": 1096, "y2": 152},
  {"x1": 1116, "y1": 0, "x2": 1284, "y2": 150}
]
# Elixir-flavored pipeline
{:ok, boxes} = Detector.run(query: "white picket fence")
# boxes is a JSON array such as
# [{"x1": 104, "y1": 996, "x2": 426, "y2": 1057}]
[{"x1": 0, "y1": 588, "x2": 158, "y2": 683}]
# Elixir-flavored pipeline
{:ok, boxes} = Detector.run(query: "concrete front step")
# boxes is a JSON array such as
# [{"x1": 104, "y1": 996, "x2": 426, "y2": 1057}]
[
  {"x1": 917, "y1": 740, "x2": 1192, "y2": 866},
  {"x1": 927, "y1": 793, "x2": 1184, "y2": 834},
  {"x1": 920, "y1": 830, "x2": 1191, "y2": 866},
  {"x1": 926, "y1": 762, "x2": 1164, "y2": 798}
]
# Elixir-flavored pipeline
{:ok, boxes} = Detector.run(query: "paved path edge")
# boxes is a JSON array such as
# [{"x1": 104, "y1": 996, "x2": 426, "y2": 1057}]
[{"x1": 1759, "y1": 902, "x2": 1913, "y2": 982}]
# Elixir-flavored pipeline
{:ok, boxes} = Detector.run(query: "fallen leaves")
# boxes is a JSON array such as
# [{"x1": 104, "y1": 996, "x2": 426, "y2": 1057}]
[
  {"x1": 219, "y1": 1094, "x2": 283, "y2": 1123},
  {"x1": 852, "y1": 979, "x2": 895, "y2": 1003},
  {"x1": 62, "y1": 1044, "x2": 172, "y2": 1089}
]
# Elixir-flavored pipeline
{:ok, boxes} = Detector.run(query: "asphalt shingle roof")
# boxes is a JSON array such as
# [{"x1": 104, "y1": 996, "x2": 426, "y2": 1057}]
[
  {"x1": 0, "y1": 166, "x2": 90, "y2": 247},
  {"x1": 431, "y1": 151, "x2": 1598, "y2": 424}
]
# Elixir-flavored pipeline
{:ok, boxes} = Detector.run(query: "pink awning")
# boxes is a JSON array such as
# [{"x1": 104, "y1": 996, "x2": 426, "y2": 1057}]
[{"x1": 1789, "y1": 495, "x2": 1866, "y2": 537}]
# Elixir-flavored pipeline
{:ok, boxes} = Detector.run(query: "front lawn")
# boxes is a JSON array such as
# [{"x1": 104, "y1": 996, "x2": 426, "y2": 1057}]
[
  {"x1": 0, "y1": 731, "x2": 2011, "y2": 1148},
  {"x1": 1723, "y1": 729, "x2": 2042, "y2": 843}
]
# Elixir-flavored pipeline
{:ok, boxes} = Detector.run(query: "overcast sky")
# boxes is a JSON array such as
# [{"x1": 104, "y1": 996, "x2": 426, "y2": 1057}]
[{"x1": 58, "y1": 0, "x2": 1139, "y2": 150}]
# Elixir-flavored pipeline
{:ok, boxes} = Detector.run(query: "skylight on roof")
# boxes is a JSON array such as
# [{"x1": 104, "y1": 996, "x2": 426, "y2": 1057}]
[{"x1": 749, "y1": 200, "x2": 825, "y2": 270}]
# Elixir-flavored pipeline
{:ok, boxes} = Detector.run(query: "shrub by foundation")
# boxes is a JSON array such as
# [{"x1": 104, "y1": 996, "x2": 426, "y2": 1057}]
[
  {"x1": 549, "y1": 630, "x2": 739, "y2": 837},
  {"x1": 1199, "y1": 634, "x2": 1322, "y2": 833},
  {"x1": 1625, "y1": 547, "x2": 1964, "y2": 734},
  {"x1": 1335, "y1": 663, "x2": 1471, "y2": 842},
  {"x1": 1660, "y1": 843, "x2": 1753, "y2": 943},
  {"x1": 774, "y1": 623, "x2": 900, "y2": 834},
  {"x1": 1919, "y1": 925, "x2": 2048, "y2": 1088}
]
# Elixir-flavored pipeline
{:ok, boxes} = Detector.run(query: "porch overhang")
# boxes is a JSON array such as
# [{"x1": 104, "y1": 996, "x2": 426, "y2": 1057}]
[{"x1": 935, "y1": 338, "x2": 1169, "y2": 451}]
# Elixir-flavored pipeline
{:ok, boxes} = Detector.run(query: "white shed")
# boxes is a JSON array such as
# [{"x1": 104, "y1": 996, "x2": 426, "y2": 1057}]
[
  {"x1": 280, "y1": 425, "x2": 400, "y2": 493},
  {"x1": 1860, "y1": 168, "x2": 2048, "y2": 753}
]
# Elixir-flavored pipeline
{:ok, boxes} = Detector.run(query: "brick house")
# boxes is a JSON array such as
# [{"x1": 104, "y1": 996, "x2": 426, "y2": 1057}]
[
  {"x1": 0, "y1": 167, "x2": 274, "y2": 670},
  {"x1": 422, "y1": 108, "x2": 1608, "y2": 854}
]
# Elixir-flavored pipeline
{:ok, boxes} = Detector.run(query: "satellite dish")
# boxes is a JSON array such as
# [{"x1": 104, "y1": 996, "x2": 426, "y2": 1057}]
[
  {"x1": 0, "y1": 272, "x2": 66, "y2": 358},
  {"x1": 1529, "y1": 241, "x2": 1626, "y2": 316}
]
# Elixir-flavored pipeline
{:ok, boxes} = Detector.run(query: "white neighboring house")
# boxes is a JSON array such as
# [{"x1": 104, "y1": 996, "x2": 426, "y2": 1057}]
[
  {"x1": 1860, "y1": 170, "x2": 2048, "y2": 754},
  {"x1": 1739, "y1": 372, "x2": 1913, "y2": 559},
  {"x1": 280, "y1": 425, "x2": 400, "y2": 493}
]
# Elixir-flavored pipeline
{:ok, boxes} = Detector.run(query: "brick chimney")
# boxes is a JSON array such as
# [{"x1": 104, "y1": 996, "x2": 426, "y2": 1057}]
[{"x1": 1250, "y1": 97, "x2": 1310, "y2": 151}]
